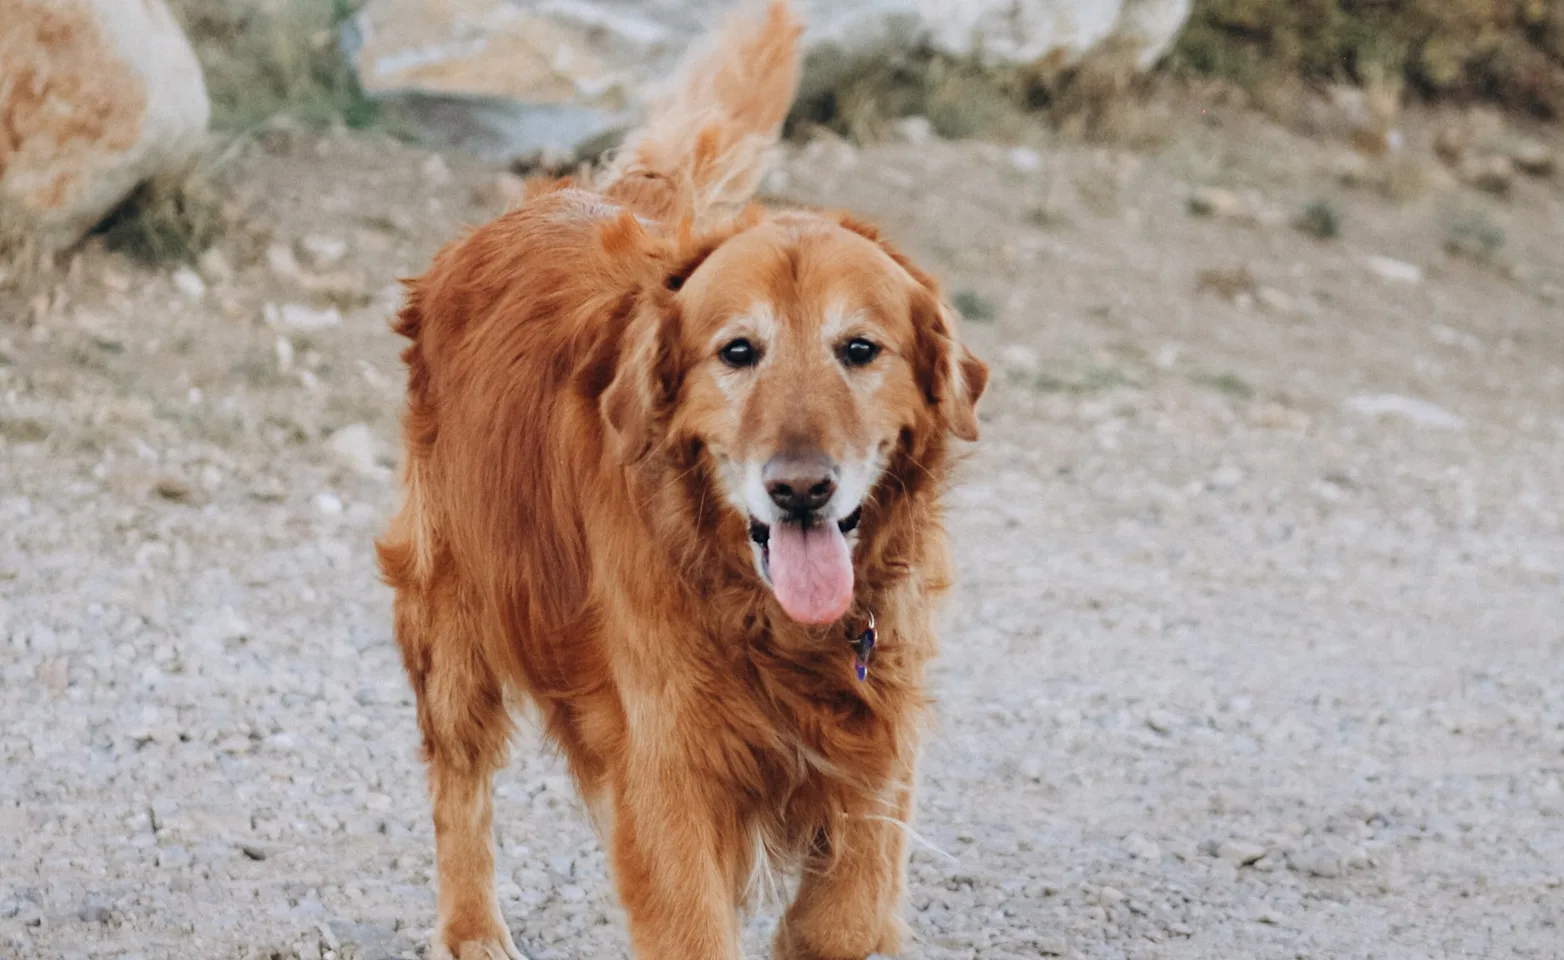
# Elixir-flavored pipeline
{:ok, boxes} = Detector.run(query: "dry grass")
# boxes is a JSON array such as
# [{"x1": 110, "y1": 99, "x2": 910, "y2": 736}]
[
  {"x1": 166, "y1": 0, "x2": 376, "y2": 131},
  {"x1": 1176, "y1": 0, "x2": 1564, "y2": 118}
]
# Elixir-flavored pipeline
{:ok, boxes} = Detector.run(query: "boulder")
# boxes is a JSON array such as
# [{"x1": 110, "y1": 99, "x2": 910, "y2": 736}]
[
  {"x1": 347, "y1": 0, "x2": 1192, "y2": 163},
  {"x1": 0, "y1": 0, "x2": 211, "y2": 253}
]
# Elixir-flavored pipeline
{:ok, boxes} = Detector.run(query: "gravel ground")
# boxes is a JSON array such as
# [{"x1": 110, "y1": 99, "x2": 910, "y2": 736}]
[{"x1": 3, "y1": 107, "x2": 1563, "y2": 960}]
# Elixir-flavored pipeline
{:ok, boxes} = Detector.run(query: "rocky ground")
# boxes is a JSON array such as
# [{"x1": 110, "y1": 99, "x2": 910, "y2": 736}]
[{"x1": 3, "y1": 103, "x2": 1563, "y2": 960}]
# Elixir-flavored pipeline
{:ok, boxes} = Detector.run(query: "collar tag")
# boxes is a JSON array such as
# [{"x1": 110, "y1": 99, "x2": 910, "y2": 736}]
[{"x1": 850, "y1": 611, "x2": 877, "y2": 681}]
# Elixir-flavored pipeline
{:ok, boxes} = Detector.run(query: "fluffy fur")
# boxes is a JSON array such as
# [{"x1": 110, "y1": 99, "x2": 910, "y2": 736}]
[{"x1": 375, "y1": 3, "x2": 988, "y2": 958}]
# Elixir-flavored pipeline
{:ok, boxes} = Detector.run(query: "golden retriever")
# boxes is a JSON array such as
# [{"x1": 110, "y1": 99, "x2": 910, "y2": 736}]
[{"x1": 375, "y1": 2, "x2": 988, "y2": 957}]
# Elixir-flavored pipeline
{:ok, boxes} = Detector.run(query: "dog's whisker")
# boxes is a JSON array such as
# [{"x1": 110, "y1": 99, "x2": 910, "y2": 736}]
[{"x1": 860, "y1": 814, "x2": 958, "y2": 862}]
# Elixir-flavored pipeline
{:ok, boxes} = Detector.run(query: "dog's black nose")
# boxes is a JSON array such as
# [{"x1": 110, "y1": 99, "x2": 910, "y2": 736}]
[{"x1": 764, "y1": 452, "x2": 838, "y2": 515}]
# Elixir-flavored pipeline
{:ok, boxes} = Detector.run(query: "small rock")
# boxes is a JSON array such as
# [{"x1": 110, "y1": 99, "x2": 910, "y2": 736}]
[
  {"x1": 326, "y1": 424, "x2": 383, "y2": 478},
  {"x1": 1122, "y1": 833, "x2": 1162, "y2": 860},
  {"x1": 1510, "y1": 141, "x2": 1555, "y2": 177},
  {"x1": 1145, "y1": 709, "x2": 1176, "y2": 734},
  {"x1": 1188, "y1": 186, "x2": 1242, "y2": 218},
  {"x1": 265, "y1": 303, "x2": 342, "y2": 331},
  {"x1": 1034, "y1": 936, "x2": 1068, "y2": 956},
  {"x1": 1288, "y1": 844, "x2": 1344, "y2": 878},
  {"x1": 1459, "y1": 154, "x2": 1513, "y2": 195},
  {"x1": 171, "y1": 266, "x2": 206, "y2": 300},
  {"x1": 275, "y1": 335, "x2": 295, "y2": 374},
  {"x1": 1008, "y1": 147, "x2": 1043, "y2": 174},
  {"x1": 198, "y1": 247, "x2": 233, "y2": 283},
  {"x1": 420, "y1": 154, "x2": 452, "y2": 187},
  {"x1": 0, "y1": 900, "x2": 18, "y2": 919},
  {"x1": 314, "y1": 492, "x2": 344, "y2": 517},
  {"x1": 1256, "y1": 286, "x2": 1296, "y2": 315},
  {"x1": 239, "y1": 843, "x2": 273, "y2": 861},
  {"x1": 154, "y1": 476, "x2": 193, "y2": 503},
  {"x1": 1207, "y1": 465, "x2": 1245, "y2": 490},
  {"x1": 1345, "y1": 393, "x2": 1464, "y2": 431},
  {"x1": 999, "y1": 344, "x2": 1040, "y2": 375},
  {"x1": 1217, "y1": 840, "x2": 1267, "y2": 866},
  {"x1": 266, "y1": 243, "x2": 304, "y2": 281},
  {"x1": 1097, "y1": 885, "x2": 1126, "y2": 904},
  {"x1": 1363, "y1": 255, "x2": 1422, "y2": 285},
  {"x1": 78, "y1": 899, "x2": 111, "y2": 924},
  {"x1": 298, "y1": 234, "x2": 348, "y2": 270},
  {"x1": 892, "y1": 116, "x2": 934, "y2": 146}
]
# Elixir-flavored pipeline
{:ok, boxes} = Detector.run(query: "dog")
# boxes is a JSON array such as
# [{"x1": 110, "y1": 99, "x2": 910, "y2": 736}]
[{"x1": 375, "y1": 2, "x2": 988, "y2": 957}]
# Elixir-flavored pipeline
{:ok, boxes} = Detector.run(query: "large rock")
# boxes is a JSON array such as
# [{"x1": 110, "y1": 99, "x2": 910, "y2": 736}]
[
  {"x1": 347, "y1": 0, "x2": 1191, "y2": 163},
  {"x1": 0, "y1": 0, "x2": 210, "y2": 253}
]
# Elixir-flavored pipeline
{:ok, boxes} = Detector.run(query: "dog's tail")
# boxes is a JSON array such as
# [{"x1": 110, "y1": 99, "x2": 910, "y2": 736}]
[{"x1": 599, "y1": 0, "x2": 802, "y2": 226}]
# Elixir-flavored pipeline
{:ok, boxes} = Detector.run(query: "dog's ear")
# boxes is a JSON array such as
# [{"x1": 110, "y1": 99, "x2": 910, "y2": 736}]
[
  {"x1": 600, "y1": 291, "x2": 685, "y2": 462},
  {"x1": 911, "y1": 289, "x2": 988, "y2": 442},
  {"x1": 837, "y1": 215, "x2": 988, "y2": 441}
]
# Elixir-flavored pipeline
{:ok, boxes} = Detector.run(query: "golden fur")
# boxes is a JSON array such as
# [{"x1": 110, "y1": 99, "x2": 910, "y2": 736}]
[{"x1": 375, "y1": 3, "x2": 988, "y2": 957}]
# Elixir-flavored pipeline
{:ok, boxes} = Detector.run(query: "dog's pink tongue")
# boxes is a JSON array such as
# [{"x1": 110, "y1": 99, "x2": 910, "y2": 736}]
[{"x1": 768, "y1": 521, "x2": 854, "y2": 624}]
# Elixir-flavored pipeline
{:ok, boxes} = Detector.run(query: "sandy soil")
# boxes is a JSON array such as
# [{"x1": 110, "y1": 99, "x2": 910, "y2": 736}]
[{"x1": 3, "y1": 105, "x2": 1563, "y2": 960}]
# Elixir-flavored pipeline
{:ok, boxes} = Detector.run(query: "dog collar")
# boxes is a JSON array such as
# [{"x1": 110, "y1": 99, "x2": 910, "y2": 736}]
[{"x1": 849, "y1": 610, "x2": 877, "y2": 681}]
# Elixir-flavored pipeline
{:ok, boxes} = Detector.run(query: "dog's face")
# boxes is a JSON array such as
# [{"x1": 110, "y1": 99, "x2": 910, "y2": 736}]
[{"x1": 603, "y1": 215, "x2": 987, "y2": 625}]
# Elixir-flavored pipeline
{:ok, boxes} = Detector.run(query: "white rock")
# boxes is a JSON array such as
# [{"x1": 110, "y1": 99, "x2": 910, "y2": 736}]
[
  {"x1": 275, "y1": 335, "x2": 295, "y2": 374},
  {"x1": 1344, "y1": 394, "x2": 1465, "y2": 431},
  {"x1": 171, "y1": 267, "x2": 206, "y2": 301},
  {"x1": 892, "y1": 116, "x2": 934, "y2": 145},
  {"x1": 0, "y1": 0, "x2": 210, "y2": 252},
  {"x1": 1122, "y1": 832, "x2": 1161, "y2": 860},
  {"x1": 1364, "y1": 255, "x2": 1423, "y2": 286},
  {"x1": 1008, "y1": 146, "x2": 1044, "y2": 174},
  {"x1": 347, "y1": 0, "x2": 1191, "y2": 161},
  {"x1": 1217, "y1": 840, "x2": 1267, "y2": 865},
  {"x1": 266, "y1": 243, "x2": 304, "y2": 281},
  {"x1": 1000, "y1": 345, "x2": 1041, "y2": 375},
  {"x1": 419, "y1": 154, "x2": 451, "y2": 187},
  {"x1": 265, "y1": 303, "x2": 342, "y2": 331},
  {"x1": 326, "y1": 424, "x2": 383, "y2": 479},
  {"x1": 298, "y1": 234, "x2": 349, "y2": 270},
  {"x1": 313, "y1": 492, "x2": 344, "y2": 517}
]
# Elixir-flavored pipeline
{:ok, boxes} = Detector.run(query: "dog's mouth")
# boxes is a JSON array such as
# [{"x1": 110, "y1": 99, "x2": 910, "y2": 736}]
[{"x1": 748, "y1": 508, "x2": 861, "y2": 625}]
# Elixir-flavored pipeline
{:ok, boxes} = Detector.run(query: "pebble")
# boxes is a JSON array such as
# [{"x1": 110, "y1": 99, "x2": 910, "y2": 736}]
[
  {"x1": 1363, "y1": 255, "x2": 1423, "y2": 286},
  {"x1": 1188, "y1": 186, "x2": 1242, "y2": 218},
  {"x1": 1217, "y1": 841, "x2": 1268, "y2": 866},
  {"x1": 892, "y1": 116, "x2": 934, "y2": 146},
  {"x1": 1459, "y1": 154, "x2": 1513, "y2": 195},
  {"x1": 265, "y1": 303, "x2": 343, "y2": 331},
  {"x1": 198, "y1": 247, "x2": 233, "y2": 283},
  {"x1": 171, "y1": 267, "x2": 206, "y2": 301},
  {"x1": 420, "y1": 154, "x2": 452, "y2": 186},
  {"x1": 1008, "y1": 147, "x2": 1043, "y2": 174},
  {"x1": 1122, "y1": 833, "x2": 1162, "y2": 860},
  {"x1": 313, "y1": 492, "x2": 344, "y2": 517},
  {"x1": 1510, "y1": 141, "x2": 1555, "y2": 177},
  {"x1": 325, "y1": 423, "x2": 383, "y2": 479},
  {"x1": 298, "y1": 234, "x2": 348, "y2": 270},
  {"x1": 1344, "y1": 393, "x2": 1465, "y2": 431},
  {"x1": 266, "y1": 243, "x2": 304, "y2": 281}
]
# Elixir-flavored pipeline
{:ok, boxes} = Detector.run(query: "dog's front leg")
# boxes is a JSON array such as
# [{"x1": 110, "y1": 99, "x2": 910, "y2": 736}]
[
  {"x1": 773, "y1": 769, "x2": 916, "y2": 960},
  {"x1": 608, "y1": 755, "x2": 745, "y2": 959}
]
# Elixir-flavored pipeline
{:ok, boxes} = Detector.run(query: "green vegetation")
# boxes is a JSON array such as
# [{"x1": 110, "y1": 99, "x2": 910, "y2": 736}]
[
  {"x1": 951, "y1": 289, "x2": 999, "y2": 323},
  {"x1": 168, "y1": 0, "x2": 377, "y2": 131}
]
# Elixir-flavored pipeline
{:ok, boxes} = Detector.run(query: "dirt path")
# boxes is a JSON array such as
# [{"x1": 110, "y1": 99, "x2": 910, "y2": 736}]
[{"x1": 3, "y1": 111, "x2": 1563, "y2": 960}]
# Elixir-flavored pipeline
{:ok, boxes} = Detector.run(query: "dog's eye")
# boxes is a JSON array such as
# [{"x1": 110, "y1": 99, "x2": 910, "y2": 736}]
[
  {"x1": 718, "y1": 338, "x2": 759, "y2": 368},
  {"x1": 840, "y1": 338, "x2": 880, "y2": 368}
]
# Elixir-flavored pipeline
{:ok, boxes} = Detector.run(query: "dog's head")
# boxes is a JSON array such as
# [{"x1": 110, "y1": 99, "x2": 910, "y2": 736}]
[{"x1": 602, "y1": 213, "x2": 988, "y2": 625}]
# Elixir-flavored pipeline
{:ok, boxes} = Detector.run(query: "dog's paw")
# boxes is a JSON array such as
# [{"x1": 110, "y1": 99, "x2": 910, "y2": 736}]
[{"x1": 430, "y1": 935, "x2": 526, "y2": 960}]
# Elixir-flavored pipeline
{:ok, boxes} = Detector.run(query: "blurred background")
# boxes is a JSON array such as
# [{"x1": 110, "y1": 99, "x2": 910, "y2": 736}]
[{"x1": 2, "y1": 2, "x2": 1563, "y2": 959}]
